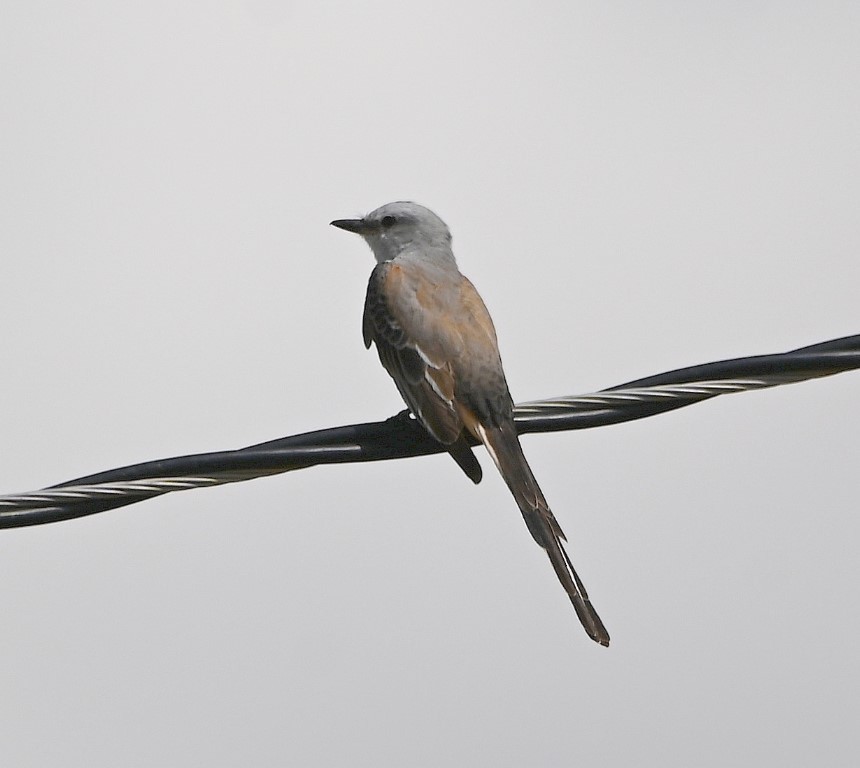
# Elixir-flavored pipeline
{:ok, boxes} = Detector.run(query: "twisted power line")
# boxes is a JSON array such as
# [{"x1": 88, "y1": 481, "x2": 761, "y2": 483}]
[{"x1": 1, "y1": 333, "x2": 857, "y2": 529}]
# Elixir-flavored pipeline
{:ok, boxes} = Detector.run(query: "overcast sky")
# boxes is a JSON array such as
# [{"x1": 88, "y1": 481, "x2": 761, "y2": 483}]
[{"x1": 1, "y1": 2, "x2": 859, "y2": 766}]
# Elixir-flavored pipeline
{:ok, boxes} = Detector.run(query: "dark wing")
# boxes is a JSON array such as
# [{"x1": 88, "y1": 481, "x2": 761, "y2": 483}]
[{"x1": 363, "y1": 261, "x2": 482, "y2": 483}]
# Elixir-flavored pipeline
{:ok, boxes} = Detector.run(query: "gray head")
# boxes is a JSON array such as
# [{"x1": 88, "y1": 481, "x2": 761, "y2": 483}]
[{"x1": 331, "y1": 201, "x2": 453, "y2": 263}]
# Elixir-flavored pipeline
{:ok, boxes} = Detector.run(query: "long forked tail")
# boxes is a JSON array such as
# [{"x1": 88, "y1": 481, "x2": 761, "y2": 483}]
[{"x1": 476, "y1": 421, "x2": 610, "y2": 647}]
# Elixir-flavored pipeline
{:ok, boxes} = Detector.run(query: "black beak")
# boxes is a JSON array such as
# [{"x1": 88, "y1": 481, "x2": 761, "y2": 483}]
[{"x1": 330, "y1": 218, "x2": 367, "y2": 234}]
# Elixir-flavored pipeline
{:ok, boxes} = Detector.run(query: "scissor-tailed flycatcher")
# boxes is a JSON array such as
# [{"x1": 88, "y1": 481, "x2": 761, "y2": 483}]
[{"x1": 331, "y1": 202, "x2": 609, "y2": 646}]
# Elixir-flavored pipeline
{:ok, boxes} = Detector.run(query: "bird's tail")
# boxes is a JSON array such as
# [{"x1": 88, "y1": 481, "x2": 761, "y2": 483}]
[{"x1": 476, "y1": 420, "x2": 610, "y2": 647}]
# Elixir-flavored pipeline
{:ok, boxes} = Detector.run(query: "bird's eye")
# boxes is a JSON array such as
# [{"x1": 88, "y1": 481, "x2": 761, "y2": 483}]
[{"x1": 380, "y1": 215, "x2": 396, "y2": 228}]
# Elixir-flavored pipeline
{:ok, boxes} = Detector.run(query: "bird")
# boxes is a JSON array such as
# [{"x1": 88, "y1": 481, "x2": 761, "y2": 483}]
[{"x1": 331, "y1": 201, "x2": 609, "y2": 647}]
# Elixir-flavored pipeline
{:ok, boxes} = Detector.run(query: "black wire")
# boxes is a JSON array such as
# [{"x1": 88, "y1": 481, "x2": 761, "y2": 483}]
[{"x1": 1, "y1": 334, "x2": 857, "y2": 529}]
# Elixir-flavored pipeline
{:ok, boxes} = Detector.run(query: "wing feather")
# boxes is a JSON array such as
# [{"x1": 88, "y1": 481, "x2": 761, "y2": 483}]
[{"x1": 363, "y1": 262, "x2": 465, "y2": 444}]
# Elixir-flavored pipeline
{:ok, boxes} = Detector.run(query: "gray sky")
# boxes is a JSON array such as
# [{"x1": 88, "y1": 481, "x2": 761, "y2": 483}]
[{"x1": 1, "y1": 2, "x2": 858, "y2": 766}]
